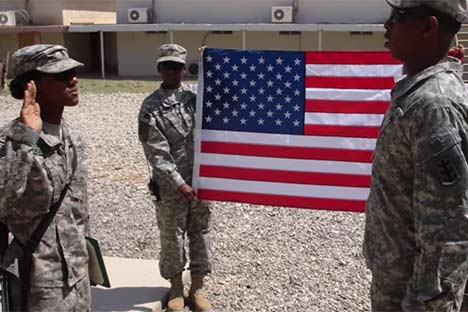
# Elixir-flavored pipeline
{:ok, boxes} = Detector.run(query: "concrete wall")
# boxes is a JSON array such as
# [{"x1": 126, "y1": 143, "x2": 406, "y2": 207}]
[
  {"x1": 116, "y1": 30, "x2": 386, "y2": 77},
  {"x1": 1, "y1": 29, "x2": 387, "y2": 78},
  {"x1": 0, "y1": 0, "x2": 24, "y2": 10},
  {"x1": 40, "y1": 32, "x2": 65, "y2": 45},
  {"x1": 116, "y1": 0, "x2": 390, "y2": 24},
  {"x1": 247, "y1": 32, "x2": 304, "y2": 51},
  {"x1": 322, "y1": 32, "x2": 386, "y2": 51},
  {"x1": 117, "y1": 31, "x2": 252, "y2": 77},
  {"x1": 3, "y1": 0, "x2": 391, "y2": 26},
  {"x1": 117, "y1": 31, "x2": 165, "y2": 76}
]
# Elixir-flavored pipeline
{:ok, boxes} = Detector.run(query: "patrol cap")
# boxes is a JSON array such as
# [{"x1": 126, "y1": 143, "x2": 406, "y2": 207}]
[
  {"x1": 12, "y1": 44, "x2": 83, "y2": 79},
  {"x1": 385, "y1": 0, "x2": 468, "y2": 23},
  {"x1": 156, "y1": 44, "x2": 187, "y2": 65}
]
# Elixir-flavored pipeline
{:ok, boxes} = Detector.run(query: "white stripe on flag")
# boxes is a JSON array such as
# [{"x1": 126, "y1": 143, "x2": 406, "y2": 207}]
[
  {"x1": 306, "y1": 88, "x2": 391, "y2": 102},
  {"x1": 198, "y1": 177, "x2": 370, "y2": 200},
  {"x1": 305, "y1": 113, "x2": 384, "y2": 127},
  {"x1": 199, "y1": 153, "x2": 373, "y2": 175},
  {"x1": 306, "y1": 64, "x2": 404, "y2": 77},
  {"x1": 201, "y1": 129, "x2": 376, "y2": 150}
]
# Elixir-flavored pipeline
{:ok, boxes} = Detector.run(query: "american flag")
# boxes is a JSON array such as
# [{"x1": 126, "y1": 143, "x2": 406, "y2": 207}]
[{"x1": 193, "y1": 48, "x2": 402, "y2": 212}]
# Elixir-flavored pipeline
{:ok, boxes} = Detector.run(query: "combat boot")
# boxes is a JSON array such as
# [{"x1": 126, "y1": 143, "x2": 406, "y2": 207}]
[
  {"x1": 167, "y1": 272, "x2": 185, "y2": 312},
  {"x1": 189, "y1": 273, "x2": 212, "y2": 312}
]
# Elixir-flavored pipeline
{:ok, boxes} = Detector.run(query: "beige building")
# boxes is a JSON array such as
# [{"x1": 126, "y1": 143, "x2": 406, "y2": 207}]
[
  {"x1": 0, "y1": 28, "x2": 387, "y2": 78},
  {"x1": 0, "y1": 0, "x2": 116, "y2": 25},
  {"x1": 112, "y1": 26, "x2": 386, "y2": 77},
  {"x1": 0, "y1": 0, "x2": 442, "y2": 78}
]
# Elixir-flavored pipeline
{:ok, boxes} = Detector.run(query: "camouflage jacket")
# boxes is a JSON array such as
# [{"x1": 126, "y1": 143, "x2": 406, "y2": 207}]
[
  {"x1": 0, "y1": 120, "x2": 89, "y2": 287},
  {"x1": 364, "y1": 61, "x2": 468, "y2": 310},
  {"x1": 138, "y1": 84, "x2": 197, "y2": 191}
]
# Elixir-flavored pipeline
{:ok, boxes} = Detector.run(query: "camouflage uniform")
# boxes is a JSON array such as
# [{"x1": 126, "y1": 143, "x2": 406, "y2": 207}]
[
  {"x1": 364, "y1": 0, "x2": 468, "y2": 307},
  {"x1": 0, "y1": 45, "x2": 90, "y2": 311},
  {"x1": 138, "y1": 44, "x2": 212, "y2": 280}
]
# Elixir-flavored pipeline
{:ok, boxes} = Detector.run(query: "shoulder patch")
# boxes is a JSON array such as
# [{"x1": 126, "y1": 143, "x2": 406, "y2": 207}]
[
  {"x1": 423, "y1": 131, "x2": 467, "y2": 190},
  {"x1": 435, "y1": 157, "x2": 459, "y2": 186}
]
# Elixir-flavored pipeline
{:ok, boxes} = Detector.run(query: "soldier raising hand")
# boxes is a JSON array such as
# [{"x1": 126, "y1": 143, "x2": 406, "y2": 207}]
[
  {"x1": 20, "y1": 81, "x2": 42, "y2": 132},
  {"x1": 0, "y1": 44, "x2": 90, "y2": 312}
]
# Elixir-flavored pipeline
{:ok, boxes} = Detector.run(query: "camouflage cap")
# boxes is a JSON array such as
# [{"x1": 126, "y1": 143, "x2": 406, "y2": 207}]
[
  {"x1": 156, "y1": 44, "x2": 187, "y2": 65},
  {"x1": 12, "y1": 44, "x2": 83, "y2": 79},
  {"x1": 385, "y1": 0, "x2": 468, "y2": 23}
]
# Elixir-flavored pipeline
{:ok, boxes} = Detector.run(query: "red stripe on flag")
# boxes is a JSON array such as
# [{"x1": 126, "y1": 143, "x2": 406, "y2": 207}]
[
  {"x1": 201, "y1": 142, "x2": 373, "y2": 163},
  {"x1": 199, "y1": 165, "x2": 371, "y2": 188},
  {"x1": 306, "y1": 52, "x2": 401, "y2": 65},
  {"x1": 304, "y1": 125, "x2": 380, "y2": 139},
  {"x1": 305, "y1": 77, "x2": 396, "y2": 89},
  {"x1": 306, "y1": 100, "x2": 390, "y2": 114},
  {"x1": 197, "y1": 190, "x2": 366, "y2": 212}
]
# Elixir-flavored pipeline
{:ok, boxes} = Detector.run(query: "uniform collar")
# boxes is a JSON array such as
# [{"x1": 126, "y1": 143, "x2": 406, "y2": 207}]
[
  {"x1": 42, "y1": 121, "x2": 62, "y2": 139},
  {"x1": 158, "y1": 85, "x2": 184, "y2": 108},
  {"x1": 39, "y1": 120, "x2": 70, "y2": 148},
  {"x1": 392, "y1": 61, "x2": 453, "y2": 102}
]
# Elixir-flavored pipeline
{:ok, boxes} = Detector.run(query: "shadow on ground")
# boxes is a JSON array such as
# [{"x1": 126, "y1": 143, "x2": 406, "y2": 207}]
[{"x1": 92, "y1": 286, "x2": 169, "y2": 312}]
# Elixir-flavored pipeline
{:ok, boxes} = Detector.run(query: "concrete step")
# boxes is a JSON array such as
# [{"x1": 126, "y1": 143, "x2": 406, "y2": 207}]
[
  {"x1": 91, "y1": 256, "x2": 170, "y2": 312},
  {"x1": 0, "y1": 257, "x2": 171, "y2": 312}
]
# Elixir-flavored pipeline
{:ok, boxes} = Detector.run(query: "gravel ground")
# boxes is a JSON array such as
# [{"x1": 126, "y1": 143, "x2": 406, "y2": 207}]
[{"x1": 0, "y1": 93, "x2": 371, "y2": 312}]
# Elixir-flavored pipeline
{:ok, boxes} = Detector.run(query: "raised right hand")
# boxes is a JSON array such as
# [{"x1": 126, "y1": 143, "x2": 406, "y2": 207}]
[{"x1": 20, "y1": 81, "x2": 42, "y2": 132}]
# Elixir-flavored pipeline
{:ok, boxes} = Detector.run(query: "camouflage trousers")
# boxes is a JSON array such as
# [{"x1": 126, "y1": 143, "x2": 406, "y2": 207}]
[
  {"x1": 154, "y1": 185, "x2": 213, "y2": 279},
  {"x1": 370, "y1": 275, "x2": 408, "y2": 311},
  {"x1": 9, "y1": 275, "x2": 91, "y2": 312},
  {"x1": 371, "y1": 274, "x2": 467, "y2": 311}
]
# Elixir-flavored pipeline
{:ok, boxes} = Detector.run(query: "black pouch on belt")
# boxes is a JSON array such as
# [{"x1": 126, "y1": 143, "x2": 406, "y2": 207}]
[{"x1": 148, "y1": 179, "x2": 161, "y2": 202}]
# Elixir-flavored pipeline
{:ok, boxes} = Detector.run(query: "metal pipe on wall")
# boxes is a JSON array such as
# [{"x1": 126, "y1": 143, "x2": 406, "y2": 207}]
[
  {"x1": 318, "y1": 29, "x2": 323, "y2": 51},
  {"x1": 242, "y1": 30, "x2": 246, "y2": 50},
  {"x1": 100, "y1": 31, "x2": 106, "y2": 79},
  {"x1": 151, "y1": 0, "x2": 156, "y2": 23},
  {"x1": 292, "y1": 0, "x2": 299, "y2": 21}
]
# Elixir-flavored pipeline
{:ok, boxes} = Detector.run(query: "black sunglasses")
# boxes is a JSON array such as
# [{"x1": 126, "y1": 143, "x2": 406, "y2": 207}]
[
  {"x1": 388, "y1": 7, "x2": 432, "y2": 24},
  {"x1": 38, "y1": 69, "x2": 77, "y2": 83},
  {"x1": 159, "y1": 62, "x2": 185, "y2": 71}
]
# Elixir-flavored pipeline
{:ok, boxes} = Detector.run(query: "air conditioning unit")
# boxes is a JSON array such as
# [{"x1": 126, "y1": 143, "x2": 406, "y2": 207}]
[
  {"x1": 128, "y1": 8, "x2": 149, "y2": 24},
  {"x1": 271, "y1": 6, "x2": 293, "y2": 23},
  {"x1": 0, "y1": 11, "x2": 16, "y2": 26}
]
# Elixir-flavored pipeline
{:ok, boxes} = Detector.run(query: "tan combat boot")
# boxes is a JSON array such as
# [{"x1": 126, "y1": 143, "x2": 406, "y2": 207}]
[
  {"x1": 167, "y1": 272, "x2": 185, "y2": 312},
  {"x1": 189, "y1": 273, "x2": 212, "y2": 312}
]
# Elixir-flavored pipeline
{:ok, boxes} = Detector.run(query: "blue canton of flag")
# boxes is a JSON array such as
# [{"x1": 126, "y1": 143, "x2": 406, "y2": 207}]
[{"x1": 202, "y1": 48, "x2": 305, "y2": 135}]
